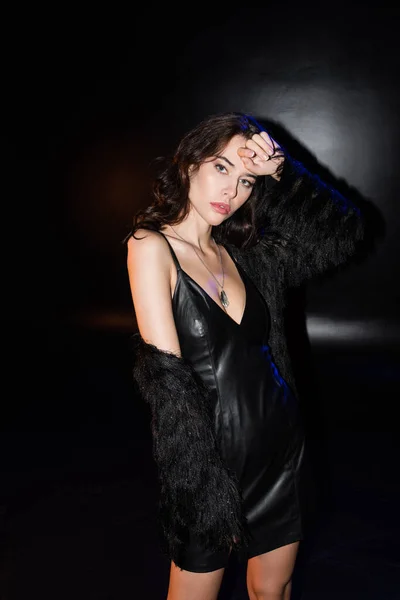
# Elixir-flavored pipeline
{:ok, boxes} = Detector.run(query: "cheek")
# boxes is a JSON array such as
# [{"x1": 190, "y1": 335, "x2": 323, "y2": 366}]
[
  {"x1": 189, "y1": 170, "x2": 216, "y2": 198},
  {"x1": 238, "y1": 187, "x2": 253, "y2": 205}
]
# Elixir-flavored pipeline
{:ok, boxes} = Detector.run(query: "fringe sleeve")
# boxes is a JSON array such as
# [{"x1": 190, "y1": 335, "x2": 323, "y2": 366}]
[
  {"x1": 131, "y1": 334, "x2": 249, "y2": 563},
  {"x1": 255, "y1": 153, "x2": 366, "y2": 288}
]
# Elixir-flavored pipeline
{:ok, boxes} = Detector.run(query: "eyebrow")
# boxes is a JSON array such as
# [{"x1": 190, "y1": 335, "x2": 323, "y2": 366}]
[{"x1": 216, "y1": 155, "x2": 257, "y2": 179}]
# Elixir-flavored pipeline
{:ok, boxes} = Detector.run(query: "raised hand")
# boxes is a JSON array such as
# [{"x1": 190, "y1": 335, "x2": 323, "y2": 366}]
[{"x1": 237, "y1": 131, "x2": 285, "y2": 180}]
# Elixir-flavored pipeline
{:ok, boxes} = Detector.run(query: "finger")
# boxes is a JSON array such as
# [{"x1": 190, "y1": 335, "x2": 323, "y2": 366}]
[
  {"x1": 251, "y1": 133, "x2": 273, "y2": 154},
  {"x1": 260, "y1": 130, "x2": 273, "y2": 144},
  {"x1": 240, "y1": 156, "x2": 259, "y2": 173},
  {"x1": 237, "y1": 147, "x2": 256, "y2": 158},
  {"x1": 246, "y1": 138, "x2": 272, "y2": 161},
  {"x1": 241, "y1": 156, "x2": 265, "y2": 174},
  {"x1": 260, "y1": 130, "x2": 281, "y2": 154}
]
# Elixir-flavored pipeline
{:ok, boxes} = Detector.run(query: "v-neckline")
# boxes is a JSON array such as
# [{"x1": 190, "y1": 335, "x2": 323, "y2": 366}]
[
  {"x1": 178, "y1": 264, "x2": 248, "y2": 328},
  {"x1": 160, "y1": 229, "x2": 247, "y2": 327}
]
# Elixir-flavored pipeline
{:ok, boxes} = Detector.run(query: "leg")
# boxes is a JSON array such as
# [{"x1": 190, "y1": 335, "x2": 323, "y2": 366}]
[
  {"x1": 167, "y1": 561, "x2": 225, "y2": 600},
  {"x1": 246, "y1": 541, "x2": 300, "y2": 600}
]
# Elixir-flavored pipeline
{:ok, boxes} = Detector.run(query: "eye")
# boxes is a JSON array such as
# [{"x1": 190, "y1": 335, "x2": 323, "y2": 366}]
[
  {"x1": 240, "y1": 178, "x2": 255, "y2": 188},
  {"x1": 215, "y1": 163, "x2": 228, "y2": 174}
]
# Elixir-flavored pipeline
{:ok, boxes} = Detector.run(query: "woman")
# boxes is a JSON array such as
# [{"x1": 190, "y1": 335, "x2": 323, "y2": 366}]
[{"x1": 126, "y1": 112, "x2": 364, "y2": 599}]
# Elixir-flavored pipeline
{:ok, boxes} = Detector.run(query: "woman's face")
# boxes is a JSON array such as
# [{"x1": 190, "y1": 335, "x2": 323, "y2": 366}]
[{"x1": 187, "y1": 134, "x2": 257, "y2": 225}]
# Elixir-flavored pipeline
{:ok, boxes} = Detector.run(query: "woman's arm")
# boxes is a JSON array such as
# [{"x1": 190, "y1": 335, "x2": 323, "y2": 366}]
[
  {"x1": 127, "y1": 230, "x2": 181, "y2": 355},
  {"x1": 127, "y1": 231, "x2": 249, "y2": 562},
  {"x1": 239, "y1": 133, "x2": 365, "y2": 288}
]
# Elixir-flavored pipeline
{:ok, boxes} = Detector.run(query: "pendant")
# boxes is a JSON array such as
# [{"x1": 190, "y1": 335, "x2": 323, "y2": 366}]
[{"x1": 220, "y1": 289, "x2": 230, "y2": 309}]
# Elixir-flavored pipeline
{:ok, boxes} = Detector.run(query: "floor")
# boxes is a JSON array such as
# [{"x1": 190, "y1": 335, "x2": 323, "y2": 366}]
[{"x1": 1, "y1": 324, "x2": 399, "y2": 599}]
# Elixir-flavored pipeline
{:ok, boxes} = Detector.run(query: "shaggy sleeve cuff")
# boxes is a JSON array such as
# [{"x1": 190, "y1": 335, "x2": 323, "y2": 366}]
[
  {"x1": 256, "y1": 153, "x2": 365, "y2": 287},
  {"x1": 131, "y1": 334, "x2": 249, "y2": 563}
]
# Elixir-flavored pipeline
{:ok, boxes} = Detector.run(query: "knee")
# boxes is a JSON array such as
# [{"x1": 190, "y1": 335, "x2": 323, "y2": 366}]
[{"x1": 248, "y1": 575, "x2": 291, "y2": 599}]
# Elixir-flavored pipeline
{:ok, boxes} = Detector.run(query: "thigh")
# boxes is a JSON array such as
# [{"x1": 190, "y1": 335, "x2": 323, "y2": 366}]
[
  {"x1": 167, "y1": 561, "x2": 225, "y2": 600},
  {"x1": 246, "y1": 541, "x2": 300, "y2": 592}
]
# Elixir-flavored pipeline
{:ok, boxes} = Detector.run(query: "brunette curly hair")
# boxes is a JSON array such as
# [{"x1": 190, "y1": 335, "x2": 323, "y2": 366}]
[{"x1": 130, "y1": 112, "x2": 282, "y2": 249}]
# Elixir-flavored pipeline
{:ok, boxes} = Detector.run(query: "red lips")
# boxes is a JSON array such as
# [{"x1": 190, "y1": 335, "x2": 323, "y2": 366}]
[{"x1": 210, "y1": 203, "x2": 230, "y2": 215}]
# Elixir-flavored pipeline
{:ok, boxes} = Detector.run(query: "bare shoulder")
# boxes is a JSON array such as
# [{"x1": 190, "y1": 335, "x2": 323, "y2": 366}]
[
  {"x1": 127, "y1": 227, "x2": 166, "y2": 255},
  {"x1": 126, "y1": 228, "x2": 180, "y2": 354},
  {"x1": 127, "y1": 228, "x2": 171, "y2": 274}
]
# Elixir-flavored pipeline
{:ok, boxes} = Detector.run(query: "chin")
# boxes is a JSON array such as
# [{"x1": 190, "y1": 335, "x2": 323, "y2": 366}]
[
  {"x1": 211, "y1": 216, "x2": 228, "y2": 227},
  {"x1": 208, "y1": 210, "x2": 231, "y2": 223}
]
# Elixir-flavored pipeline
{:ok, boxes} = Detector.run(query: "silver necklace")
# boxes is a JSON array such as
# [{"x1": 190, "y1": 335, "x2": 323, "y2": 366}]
[{"x1": 169, "y1": 225, "x2": 230, "y2": 310}]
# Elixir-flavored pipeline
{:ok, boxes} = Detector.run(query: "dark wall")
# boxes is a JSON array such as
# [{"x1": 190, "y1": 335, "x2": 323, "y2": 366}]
[
  {"x1": 4, "y1": 5, "x2": 400, "y2": 380},
  {"x1": 7, "y1": 5, "x2": 398, "y2": 338}
]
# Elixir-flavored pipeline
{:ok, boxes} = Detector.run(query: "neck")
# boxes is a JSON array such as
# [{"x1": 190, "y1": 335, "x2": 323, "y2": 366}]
[{"x1": 168, "y1": 213, "x2": 214, "y2": 252}]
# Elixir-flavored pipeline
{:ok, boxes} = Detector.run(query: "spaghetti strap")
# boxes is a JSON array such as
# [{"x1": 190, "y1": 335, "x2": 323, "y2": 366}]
[{"x1": 158, "y1": 230, "x2": 182, "y2": 271}]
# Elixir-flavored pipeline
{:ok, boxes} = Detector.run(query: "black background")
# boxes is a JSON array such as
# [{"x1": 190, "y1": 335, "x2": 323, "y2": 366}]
[
  {"x1": 5, "y1": 5, "x2": 400, "y2": 327},
  {"x1": 2, "y1": 4, "x2": 400, "y2": 598}
]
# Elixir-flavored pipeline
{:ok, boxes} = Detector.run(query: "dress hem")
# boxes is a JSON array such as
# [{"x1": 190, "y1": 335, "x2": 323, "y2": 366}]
[{"x1": 171, "y1": 532, "x2": 304, "y2": 573}]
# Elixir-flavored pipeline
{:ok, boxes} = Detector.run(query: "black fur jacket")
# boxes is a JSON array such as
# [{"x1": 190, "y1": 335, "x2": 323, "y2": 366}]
[{"x1": 132, "y1": 152, "x2": 365, "y2": 563}]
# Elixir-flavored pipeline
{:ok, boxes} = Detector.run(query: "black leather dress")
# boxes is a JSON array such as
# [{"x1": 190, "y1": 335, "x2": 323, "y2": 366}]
[{"x1": 159, "y1": 232, "x2": 305, "y2": 573}]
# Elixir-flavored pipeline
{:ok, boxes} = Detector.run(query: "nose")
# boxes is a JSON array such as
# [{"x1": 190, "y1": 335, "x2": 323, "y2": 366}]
[{"x1": 223, "y1": 180, "x2": 238, "y2": 199}]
